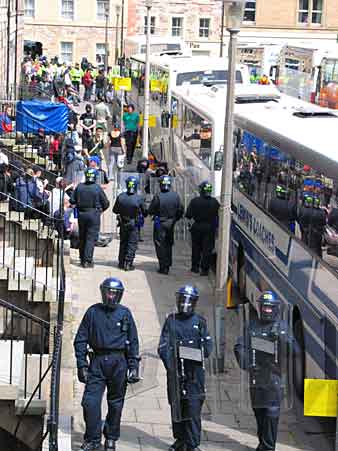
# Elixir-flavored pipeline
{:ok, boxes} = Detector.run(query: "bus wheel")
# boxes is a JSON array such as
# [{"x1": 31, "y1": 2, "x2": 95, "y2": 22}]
[
  {"x1": 238, "y1": 257, "x2": 246, "y2": 301},
  {"x1": 293, "y1": 319, "x2": 305, "y2": 400}
]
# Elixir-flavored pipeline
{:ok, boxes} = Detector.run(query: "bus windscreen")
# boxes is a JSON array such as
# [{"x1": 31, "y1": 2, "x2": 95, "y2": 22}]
[{"x1": 176, "y1": 70, "x2": 243, "y2": 86}]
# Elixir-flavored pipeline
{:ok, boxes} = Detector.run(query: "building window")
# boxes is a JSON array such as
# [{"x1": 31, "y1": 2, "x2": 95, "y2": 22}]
[
  {"x1": 24, "y1": 0, "x2": 35, "y2": 17},
  {"x1": 61, "y1": 42, "x2": 73, "y2": 64},
  {"x1": 199, "y1": 18, "x2": 210, "y2": 38},
  {"x1": 61, "y1": 0, "x2": 74, "y2": 20},
  {"x1": 144, "y1": 16, "x2": 156, "y2": 34},
  {"x1": 96, "y1": 43, "x2": 106, "y2": 65},
  {"x1": 298, "y1": 0, "x2": 322, "y2": 24},
  {"x1": 243, "y1": 1, "x2": 256, "y2": 22},
  {"x1": 97, "y1": 0, "x2": 109, "y2": 21},
  {"x1": 172, "y1": 17, "x2": 183, "y2": 37}
]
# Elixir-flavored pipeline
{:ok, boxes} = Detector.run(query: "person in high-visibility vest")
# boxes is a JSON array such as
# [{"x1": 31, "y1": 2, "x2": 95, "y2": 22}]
[{"x1": 70, "y1": 63, "x2": 84, "y2": 93}]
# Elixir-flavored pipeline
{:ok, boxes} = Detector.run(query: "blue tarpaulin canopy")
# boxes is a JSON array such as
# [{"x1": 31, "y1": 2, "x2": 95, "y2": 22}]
[{"x1": 16, "y1": 100, "x2": 69, "y2": 134}]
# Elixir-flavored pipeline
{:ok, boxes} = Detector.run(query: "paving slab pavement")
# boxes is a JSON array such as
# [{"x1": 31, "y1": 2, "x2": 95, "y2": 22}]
[{"x1": 70, "y1": 176, "x2": 333, "y2": 451}]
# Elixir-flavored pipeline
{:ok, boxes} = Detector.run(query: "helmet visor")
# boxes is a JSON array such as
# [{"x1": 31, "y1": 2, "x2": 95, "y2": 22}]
[
  {"x1": 101, "y1": 287, "x2": 123, "y2": 307},
  {"x1": 176, "y1": 293, "x2": 198, "y2": 315}
]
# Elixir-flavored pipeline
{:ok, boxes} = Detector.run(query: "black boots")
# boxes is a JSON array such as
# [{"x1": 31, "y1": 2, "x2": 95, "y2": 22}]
[{"x1": 104, "y1": 439, "x2": 116, "y2": 450}]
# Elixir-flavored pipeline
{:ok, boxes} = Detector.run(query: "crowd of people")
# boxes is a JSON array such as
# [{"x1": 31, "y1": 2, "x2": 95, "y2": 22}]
[{"x1": 22, "y1": 55, "x2": 126, "y2": 104}]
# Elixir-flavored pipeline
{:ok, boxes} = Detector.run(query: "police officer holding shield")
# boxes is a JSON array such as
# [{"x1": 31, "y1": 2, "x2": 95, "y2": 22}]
[
  {"x1": 158, "y1": 285, "x2": 213, "y2": 451},
  {"x1": 234, "y1": 291, "x2": 294, "y2": 451},
  {"x1": 148, "y1": 175, "x2": 184, "y2": 274},
  {"x1": 74, "y1": 278, "x2": 140, "y2": 451},
  {"x1": 113, "y1": 176, "x2": 147, "y2": 271},
  {"x1": 185, "y1": 181, "x2": 219, "y2": 276},
  {"x1": 70, "y1": 168, "x2": 110, "y2": 268}
]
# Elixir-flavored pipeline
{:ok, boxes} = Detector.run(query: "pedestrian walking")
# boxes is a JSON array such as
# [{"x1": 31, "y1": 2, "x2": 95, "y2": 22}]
[
  {"x1": 74, "y1": 277, "x2": 140, "y2": 451},
  {"x1": 123, "y1": 105, "x2": 139, "y2": 164}
]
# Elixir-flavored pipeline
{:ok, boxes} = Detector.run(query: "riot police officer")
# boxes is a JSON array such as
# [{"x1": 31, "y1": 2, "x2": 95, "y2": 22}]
[
  {"x1": 113, "y1": 176, "x2": 147, "y2": 271},
  {"x1": 268, "y1": 185, "x2": 297, "y2": 233},
  {"x1": 148, "y1": 175, "x2": 184, "y2": 274},
  {"x1": 70, "y1": 168, "x2": 110, "y2": 268},
  {"x1": 298, "y1": 194, "x2": 326, "y2": 257},
  {"x1": 158, "y1": 285, "x2": 213, "y2": 451},
  {"x1": 74, "y1": 278, "x2": 140, "y2": 451},
  {"x1": 185, "y1": 181, "x2": 219, "y2": 276},
  {"x1": 234, "y1": 291, "x2": 293, "y2": 451}
]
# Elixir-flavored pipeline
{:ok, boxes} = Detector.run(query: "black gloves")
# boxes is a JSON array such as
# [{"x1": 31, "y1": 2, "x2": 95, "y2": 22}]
[
  {"x1": 78, "y1": 367, "x2": 88, "y2": 384},
  {"x1": 127, "y1": 367, "x2": 140, "y2": 384}
]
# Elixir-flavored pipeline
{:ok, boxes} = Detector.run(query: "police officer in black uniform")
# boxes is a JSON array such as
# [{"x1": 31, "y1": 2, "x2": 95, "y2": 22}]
[
  {"x1": 268, "y1": 185, "x2": 297, "y2": 233},
  {"x1": 74, "y1": 277, "x2": 140, "y2": 451},
  {"x1": 113, "y1": 176, "x2": 147, "y2": 271},
  {"x1": 70, "y1": 168, "x2": 110, "y2": 268},
  {"x1": 234, "y1": 291, "x2": 293, "y2": 451},
  {"x1": 148, "y1": 175, "x2": 184, "y2": 274},
  {"x1": 158, "y1": 285, "x2": 213, "y2": 451},
  {"x1": 186, "y1": 181, "x2": 219, "y2": 276},
  {"x1": 298, "y1": 193, "x2": 326, "y2": 257}
]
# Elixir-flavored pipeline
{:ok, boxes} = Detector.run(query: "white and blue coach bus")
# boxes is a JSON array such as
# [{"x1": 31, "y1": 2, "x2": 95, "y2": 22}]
[{"x1": 231, "y1": 95, "x2": 338, "y2": 397}]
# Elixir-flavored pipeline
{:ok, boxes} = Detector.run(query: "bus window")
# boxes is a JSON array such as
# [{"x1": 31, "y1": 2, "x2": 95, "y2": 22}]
[
  {"x1": 183, "y1": 106, "x2": 212, "y2": 168},
  {"x1": 176, "y1": 70, "x2": 243, "y2": 86}
]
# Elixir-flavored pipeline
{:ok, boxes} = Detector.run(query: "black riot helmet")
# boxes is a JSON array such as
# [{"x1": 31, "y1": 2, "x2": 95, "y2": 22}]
[
  {"x1": 125, "y1": 175, "x2": 138, "y2": 194},
  {"x1": 159, "y1": 175, "x2": 172, "y2": 192},
  {"x1": 100, "y1": 277, "x2": 124, "y2": 309},
  {"x1": 85, "y1": 168, "x2": 97, "y2": 184},
  {"x1": 176, "y1": 285, "x2": 199, "y2": 316},
  {"x1": 199, "y1": 181, "x2": 213, "y2": 198},
  {"x1": 256, "y1": 291, "x2": 281, "y2": 323}
]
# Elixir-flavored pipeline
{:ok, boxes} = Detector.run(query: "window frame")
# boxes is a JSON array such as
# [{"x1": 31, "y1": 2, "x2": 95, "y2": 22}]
[
  {"x1": 199, "y1": 18, "x2": 210, "y2": 38},
  {"x1": 243, "y1": 0, "x2": 256, "y2": 23},
  {"x1": 144, "y1": 15, "x2": 156, "y2": 35},
  {"x1": 24, "y1": 0, "x2": 35, "y2": 18},
  {"x1": 96, "y1": 0, "x2": 109, "y2": 21},
  {"x1": 96, "y1": 43, "x2": 107, "y2": 65},
  {"x1": 171, "y1": 16, "x2": 184, "y2": 38},
  {"x1": 61, "y1": 0, "x2": 74, "y2": 20},
  {"x1": 297, "y1": 0, "x2": 323, "y2": 26},
  {"x1": 60, "y1": 41, "x2": 74, "y2": 64}
]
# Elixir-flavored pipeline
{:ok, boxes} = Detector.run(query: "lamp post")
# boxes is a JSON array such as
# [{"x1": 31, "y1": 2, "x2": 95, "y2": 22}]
[
  {"x1": 120, "y1": 0, "x2": 125, "y2": 75},
  {"x1": 219, "y1": 0, "x2": 225, "y2": 58},
  {"x1": 142, "y1": 0, "x2": 152, "y2": 158},
  {"x1": 215, "y1": 0, "x2": 245, "y2": 365},
  {"x1": 104, "y1": 2, "x2": 110, "y2": 95},
  {"x1": 115, "y1": 5, "x2": 121, "y2": 65}
]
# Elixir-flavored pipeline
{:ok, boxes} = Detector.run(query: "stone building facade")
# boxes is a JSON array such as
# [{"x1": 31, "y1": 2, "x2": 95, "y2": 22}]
[
  {"x1": 127, "y1": 0, "x2": 338, "y2": 56},
  {"x1": 23, "y1": 0, "x2": 122, "y2": 66},
  {"x1": 0, "y1": 0, "x2": 24, "y2": 95}
]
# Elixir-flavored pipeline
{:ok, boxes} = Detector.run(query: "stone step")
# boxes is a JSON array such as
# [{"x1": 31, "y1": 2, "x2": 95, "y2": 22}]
[
  {"x1": 8, "y1": 256, "x2": 34, "y2": 291},
  {"x1": 30, "y1": 267, "x2": 57, "y2": 303},
  {"x1": 0, "y1": 246, "x2": 15, "y2": 279},
  {"x1": 0, "y1": 201, "x2": 9, "y2": 213},
  {"x1": 0, "y1": 340, "x2": 25, "y2": 400},
  {"x1": 15, "y1": 353, "x2": 49, "y2": 416}
]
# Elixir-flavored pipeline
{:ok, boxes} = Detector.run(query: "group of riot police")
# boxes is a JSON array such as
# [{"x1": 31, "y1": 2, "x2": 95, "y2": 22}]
[
  {"x1": 113, "y1": 175, "x2": 219, "y2": 276},
  {"x1": 74, "y1": 275, "x2": 291, "y2": 451},
  {"x1": 74, "y1": 278, "x2": 213, "y2": 451}
]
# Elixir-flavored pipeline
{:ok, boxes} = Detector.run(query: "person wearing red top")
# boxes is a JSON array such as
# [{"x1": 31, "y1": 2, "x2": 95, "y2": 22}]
[
  {"x1": 49, "y1": 133, "x2": 61, "y2": 168},
  {"x1": 83, "y1": 69, "x2": 94, "y2": 101}
]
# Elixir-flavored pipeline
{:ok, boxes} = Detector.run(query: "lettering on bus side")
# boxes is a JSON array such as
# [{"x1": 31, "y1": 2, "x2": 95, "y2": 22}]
[{"x1": 237, "y1": 202, "x2": 276, "y2": 254}]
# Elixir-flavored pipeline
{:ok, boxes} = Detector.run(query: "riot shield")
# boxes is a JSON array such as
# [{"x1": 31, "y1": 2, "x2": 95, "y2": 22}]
[
  {"x1": 125, "y1": 339, "x2": 160, "y2": 400},
  {"x1": 236, "y1": 303, "x2": 294, "y2": 412},
  {"x1": 164, "y1": 310, "x2": 221, "y2": 423}
]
